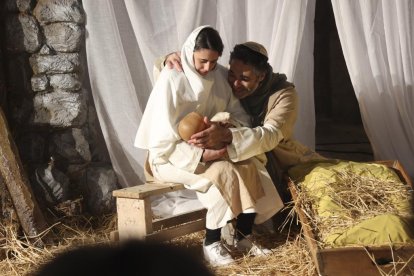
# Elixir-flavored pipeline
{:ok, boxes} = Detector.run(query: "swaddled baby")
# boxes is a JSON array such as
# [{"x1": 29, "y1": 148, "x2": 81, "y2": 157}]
[{"x1": 178, "y1": 111, "x2": 243, "y2": 142}]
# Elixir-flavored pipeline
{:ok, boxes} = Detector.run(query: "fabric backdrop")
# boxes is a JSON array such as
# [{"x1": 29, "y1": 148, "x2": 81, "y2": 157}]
[
  {"x1": 83, "y1": 0, "x2": 316, "y2": 187},
  {"x1": 331, "y1": 0, "x2": 414, "y2": 179}
]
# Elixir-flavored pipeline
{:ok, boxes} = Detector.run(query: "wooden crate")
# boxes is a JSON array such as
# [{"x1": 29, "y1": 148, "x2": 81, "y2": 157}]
[{"x1": 288, "y1": 160, "x2": 414, "y2": 276}]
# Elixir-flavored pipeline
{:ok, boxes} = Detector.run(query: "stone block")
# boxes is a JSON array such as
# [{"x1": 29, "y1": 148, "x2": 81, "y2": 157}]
[
  {"x1": 43, "y1": 22, "x2": 83, "y2": 52},
  {"x1": 86, "y1": 167, "x2": 118, "y2": 215},
  {"x1": 49, "y1": 73, "x2": 81, "y2": 90},
  {"x1": 34, "y1": 0, "x2": 85, "y2": 24},
  {"x1": 39, "y1": 45, "x2": 53, "y2": 55},
  {"x1": 29, "y1": 53, "x2": 80, "y2": 74},
  {"x1": 49, "y1": 128, "x2": 91, "y2": 163},
  {"x1": 32, "y1": 89, "x2": 86, "y2": 127},
  {"x1": 31, "y1": 74, "x2": 49, "y2": 91}
]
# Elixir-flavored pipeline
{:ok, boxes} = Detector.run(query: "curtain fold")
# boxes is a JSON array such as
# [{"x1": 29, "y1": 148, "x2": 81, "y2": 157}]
[
  {"x1": 83, "y1": 0, "x2": 316, "y2": 186},
  {"x1": 332, "y1": 0, "x2": 414, "y2": 179},
  {"x1": 83, "y1": 1, "x2": 150, "y2": 186}
]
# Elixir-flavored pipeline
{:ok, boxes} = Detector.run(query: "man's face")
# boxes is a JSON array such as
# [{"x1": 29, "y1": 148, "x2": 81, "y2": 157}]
[
  {"x1": 227, "y1": 59, "x2": 265, "y2": 99},
  {"x1": 193, "y1": 49, "x2": 219, "y2": 76}
]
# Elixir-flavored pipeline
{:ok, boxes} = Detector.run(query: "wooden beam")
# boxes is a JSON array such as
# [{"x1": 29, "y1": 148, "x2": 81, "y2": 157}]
[
  {"x1": 0, "y1": 108, "x2": 48, "y2": 238},
  {"x1": 146, "y1": 219, "x2": 206, "y2": 242},
  {"x1": 153, "y1": 209, "x2": 206, "y2": 231}
]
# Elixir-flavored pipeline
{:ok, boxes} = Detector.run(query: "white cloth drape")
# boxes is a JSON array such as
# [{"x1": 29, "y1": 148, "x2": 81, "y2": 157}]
[
  {"x1": 83, "y1": 0, "x2": 316, "y2": 187},
  {"x1": 332, "y1": 0, "x2": 414, "y2": 179},
  {"x1": 83, "y1": 1, "x2": 152, "y2": 186}
]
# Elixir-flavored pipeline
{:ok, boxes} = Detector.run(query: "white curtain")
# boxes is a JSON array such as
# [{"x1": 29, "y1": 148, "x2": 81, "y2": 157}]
[
  {"x1": 83, "y1": 0, "x2": 316, "y2": 187},
  {"x1": 331, "y1": 0, "x2": 414, "y2": 180}
]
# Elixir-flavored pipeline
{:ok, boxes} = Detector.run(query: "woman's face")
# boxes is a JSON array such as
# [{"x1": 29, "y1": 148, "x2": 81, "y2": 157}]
[{"x1": 193, "y1": 49, "x2": 220, "y2": 76}]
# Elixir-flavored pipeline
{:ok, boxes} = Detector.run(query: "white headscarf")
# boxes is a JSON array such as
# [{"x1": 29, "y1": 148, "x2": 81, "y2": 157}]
[{"x1": 181, "y1": 25, "x2": 214, "y2": 101}]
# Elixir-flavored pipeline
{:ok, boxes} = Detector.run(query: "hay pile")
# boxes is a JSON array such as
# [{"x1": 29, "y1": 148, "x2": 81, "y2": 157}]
[
  {"x1": 0, "y1": 209, "x2": 316, "y2": 276},
  {"x1": 169, "y1": 218, "x2": 315, "y2": 276},
  {"x1": 211, "y1": 232, "x2": 315, "y2": 275},
  {"x1": 0, "y1": 215, "x2": 115, "y2": 275},
  {"x1": 293, "y1": 168, "x2": 413, "y2": 247}
]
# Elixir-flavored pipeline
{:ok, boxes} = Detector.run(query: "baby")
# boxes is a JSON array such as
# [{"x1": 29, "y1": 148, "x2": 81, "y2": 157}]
[{"x1": 178, "y1": 111, "x2": 242, "y2": 143}]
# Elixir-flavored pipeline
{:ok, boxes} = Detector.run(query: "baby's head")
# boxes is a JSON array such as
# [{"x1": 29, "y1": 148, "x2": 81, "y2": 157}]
[{"x1": 178, "y1": 112, "x2": 207, "y2": 141}]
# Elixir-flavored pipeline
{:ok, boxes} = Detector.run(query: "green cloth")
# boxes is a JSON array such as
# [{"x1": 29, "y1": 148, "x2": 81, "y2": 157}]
[{"x1": 325, "y1": 214, "x2": 414, "y2": 246}]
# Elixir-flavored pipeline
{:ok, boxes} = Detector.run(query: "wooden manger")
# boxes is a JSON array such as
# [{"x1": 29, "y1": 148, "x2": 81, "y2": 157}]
[{"x1": 288, "y1": 160, "x2": 414, "y2": 276}]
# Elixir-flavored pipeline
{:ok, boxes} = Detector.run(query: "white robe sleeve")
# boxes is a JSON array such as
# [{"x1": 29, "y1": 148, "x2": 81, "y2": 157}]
[{"x1": 227, "y1": 123, "x2": 283, "y2": 162}]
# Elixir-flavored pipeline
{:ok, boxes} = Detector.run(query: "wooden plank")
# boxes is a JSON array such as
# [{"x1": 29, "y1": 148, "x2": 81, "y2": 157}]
[
  {"x1": 146, "y1": 218, "x2": 206, "y2": 242},
  {"x1": 113, "y1": 182, "x2": 185, "y2": 199},
  {"x1": 117, "y1": 197, "x2": 152, "y2": 241},
  {"x1": 320, "y1": 246, "x2": 414, "y2": 276},
  {"x1": 0, "y1": 108, "x2": 49, "y2": 237},
  {"x1": 153, "y1": 209, "x2": 207, "y2": 231},
  {"x1": 374, "y1": 160, "x2": 413, "y2": 187},
  {"x1": 390, "y1": 160, "x2": 413, "y2": 187},
  {"x1": 288, "y1": 179, "x2": 322, "y2": 274}
]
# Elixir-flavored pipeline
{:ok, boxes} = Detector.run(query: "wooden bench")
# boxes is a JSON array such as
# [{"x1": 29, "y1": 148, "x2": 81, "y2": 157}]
[{"x1": 111, "y1": 182, "x2": 206, "y2": 242}]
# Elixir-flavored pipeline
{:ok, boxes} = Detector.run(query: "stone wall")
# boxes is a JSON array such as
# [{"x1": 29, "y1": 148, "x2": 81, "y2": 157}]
[{"x1": 1, "y1": 0, "x2": 118, "y2": 215}]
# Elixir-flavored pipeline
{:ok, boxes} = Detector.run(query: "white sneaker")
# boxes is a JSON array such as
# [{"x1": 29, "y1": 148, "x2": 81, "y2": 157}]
[
  {"x1": 235, "y1": 235, "x2": 272, "y2": 256},
  {"x1": 203, "y1": 240, "x2": 235, "y2": 266}
]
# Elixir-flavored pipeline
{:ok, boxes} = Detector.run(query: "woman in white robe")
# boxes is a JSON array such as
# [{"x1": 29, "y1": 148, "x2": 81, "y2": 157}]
[{"x1": 135, "y1": 26, "x2": 282, "y2": 266}]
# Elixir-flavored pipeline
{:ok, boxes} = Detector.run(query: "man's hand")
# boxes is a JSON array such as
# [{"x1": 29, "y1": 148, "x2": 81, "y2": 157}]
[
  {"x1": 189, "y1": 117, "x2": 233, "y2": 150},
  {"x1": 201, "y1": 148, "x2": 227, "y2": 162},
  {"x1": 165, "y1": 51, "x2": 182, "y2": 71}
]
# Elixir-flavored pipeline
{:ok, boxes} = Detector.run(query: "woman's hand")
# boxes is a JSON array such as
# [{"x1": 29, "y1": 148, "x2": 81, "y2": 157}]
[{"x1": 201, "y1": 148, "x2": 227, "y2": 162}]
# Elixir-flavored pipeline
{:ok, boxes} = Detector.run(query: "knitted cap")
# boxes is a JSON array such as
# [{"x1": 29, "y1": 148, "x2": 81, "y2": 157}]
[{"x1": 241, "y1": 41, "x2": 268, "y2": 58}]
